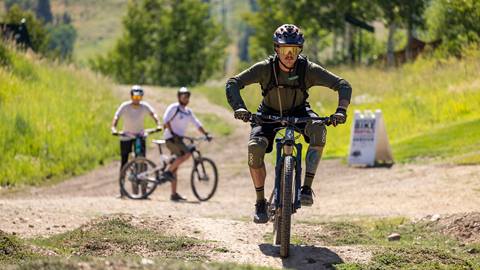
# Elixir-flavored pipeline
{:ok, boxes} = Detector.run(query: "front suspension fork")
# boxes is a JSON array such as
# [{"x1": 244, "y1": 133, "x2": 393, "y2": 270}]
[{"x1": 273, "y1": 140, "x2": 303, "y2": 212}]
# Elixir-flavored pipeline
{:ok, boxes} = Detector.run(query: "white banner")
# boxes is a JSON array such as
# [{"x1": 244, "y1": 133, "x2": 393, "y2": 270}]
[{"x1": 348, "y1": 110, "x2": 393, "y2": 166}]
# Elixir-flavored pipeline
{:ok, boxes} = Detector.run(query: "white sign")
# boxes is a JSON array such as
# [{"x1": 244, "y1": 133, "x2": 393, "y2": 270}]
[{"x1": 348, "y1": 109, "x2": 393, "y2": 166}]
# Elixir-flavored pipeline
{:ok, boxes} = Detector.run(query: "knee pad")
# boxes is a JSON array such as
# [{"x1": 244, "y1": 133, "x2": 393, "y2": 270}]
[
  {"x1": 305, "y1": 122, "x2": 327, "y2": 147},
  {"x1": 247, "y1": 137, "x2": 268, "y2": 168}
]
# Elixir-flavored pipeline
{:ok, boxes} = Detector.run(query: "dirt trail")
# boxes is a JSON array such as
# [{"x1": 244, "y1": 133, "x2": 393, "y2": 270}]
[{"x1": 1, "y1": 86, "x2": 480, "y2": 269}]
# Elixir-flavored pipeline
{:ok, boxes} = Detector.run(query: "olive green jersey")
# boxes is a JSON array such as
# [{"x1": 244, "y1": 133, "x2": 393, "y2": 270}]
[{"x1": 226, "y1": 55, "x2": 352, "y2": 113}]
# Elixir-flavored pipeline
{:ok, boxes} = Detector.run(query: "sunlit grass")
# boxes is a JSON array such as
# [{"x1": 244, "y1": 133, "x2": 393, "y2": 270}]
[{"x1": 0, "y1": 47, "x2": 118, "y2": 186}]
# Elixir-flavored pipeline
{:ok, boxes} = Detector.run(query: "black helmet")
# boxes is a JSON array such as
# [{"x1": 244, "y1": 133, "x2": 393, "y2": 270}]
[
  {"x1": 177, "y1": 87, "x2": 190, "y2": 97},
  {"x1": 130, "y1": 85, "x2": 144, "y2": 96},
  {"x1": 273, "y1": 24, "x2": 304, "y2": 46}
]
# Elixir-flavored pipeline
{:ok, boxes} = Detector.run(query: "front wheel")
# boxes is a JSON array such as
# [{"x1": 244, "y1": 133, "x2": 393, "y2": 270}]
[
  {"x1": 120, "y1": 157, "x2": 159, "y2": 199},
  {"x1": 190, "y1": 157, "x2": 218, "y2": 201},
  {"x1": 280, "y1": 155, "x2": 294, "y2": 258}
]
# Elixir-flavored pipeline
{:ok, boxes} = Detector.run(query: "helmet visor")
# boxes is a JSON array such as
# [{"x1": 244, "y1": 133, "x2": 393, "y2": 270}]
[{"x1": 277, "y1": 45, "x2": 302, "y2": 57}]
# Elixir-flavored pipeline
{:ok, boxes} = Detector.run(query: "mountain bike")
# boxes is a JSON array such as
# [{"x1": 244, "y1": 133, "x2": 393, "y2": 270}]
[
  {"x1": 116, "y1": 132, "x2": 218, "y2": 201},
  {"x1": 113, "y1": 128, "x2": 161, "y2": 197},
  {"x1": 250, "y1": 112, "x2": 330, "y2": 258}
]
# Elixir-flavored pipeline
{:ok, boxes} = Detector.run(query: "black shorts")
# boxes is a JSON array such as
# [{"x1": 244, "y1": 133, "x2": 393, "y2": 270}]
[
  {"x1": 120, "y1": 138, "x2": 146, "y2": 157},
  {"x1": 250, "y1": 107, "x2": 317, "y2": 153}
]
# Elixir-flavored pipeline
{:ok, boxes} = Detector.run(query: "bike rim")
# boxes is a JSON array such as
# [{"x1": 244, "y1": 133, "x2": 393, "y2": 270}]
[
  {"x1": 121, "y1": 158, "x2": 158, "y2": 199},
  {"x1": 191, "y1": 158, "x2": 218, "y2": 201}
]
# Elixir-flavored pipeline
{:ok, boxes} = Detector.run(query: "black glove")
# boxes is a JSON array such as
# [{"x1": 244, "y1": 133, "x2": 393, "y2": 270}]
[
  {"x1": 330, "y1": 107, "x2": 347, "y2": 127},
  {"x1": 205, "y1": 132, "x2": 213, "y2": 142},
  {"x1": 234, "y1": 108, "x2": 251, "y2": 122}
]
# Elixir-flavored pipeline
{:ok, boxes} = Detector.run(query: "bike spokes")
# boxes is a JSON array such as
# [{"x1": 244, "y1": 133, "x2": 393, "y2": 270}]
[
  {"x1": 120, "y1": 158, "x2": 158, "y2": 200},
  {"x1": 191, "y1": 158, "x2": 218, "y2": 201}
]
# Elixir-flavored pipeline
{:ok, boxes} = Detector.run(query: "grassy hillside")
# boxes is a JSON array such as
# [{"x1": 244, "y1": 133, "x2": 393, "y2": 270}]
[
  {"x1": 195, "y1": 52, "x2": 480, "y2": 164},
  {"x1": 50, "y1": 0, "x2": 128, "y2": 64},
  {"x1": 0, "y1": 43, "x2": 118, "y2": 186}
]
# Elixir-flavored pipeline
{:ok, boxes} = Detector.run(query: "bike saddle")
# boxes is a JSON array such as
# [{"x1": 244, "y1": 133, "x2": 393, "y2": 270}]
[{"x1": 152, "y1": 139, "x2": 166, "y2": 145}]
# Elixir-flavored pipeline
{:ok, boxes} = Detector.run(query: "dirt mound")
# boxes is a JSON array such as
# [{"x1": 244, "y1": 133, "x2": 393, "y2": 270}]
[
  {"x1": 52, "y1": 214, "x2": 210, "y2": 259},
  {"x1": 426, "y1": 212, "x2": 480, "y2": 243}
]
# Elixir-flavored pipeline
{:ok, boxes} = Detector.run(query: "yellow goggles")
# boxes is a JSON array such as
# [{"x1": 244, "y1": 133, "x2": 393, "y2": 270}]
[
  {"x1": 132, "y1": 95, "x2": 143, "y2": 100},
  {"x1": 277, "y1": 46, "x2": 302, "y2": 56}
]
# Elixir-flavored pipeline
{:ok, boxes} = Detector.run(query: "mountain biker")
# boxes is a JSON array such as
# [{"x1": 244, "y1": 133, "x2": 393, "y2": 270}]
[
  {"x1": 163, "y1": 87, "x2": 211, "y2": 202},
  {"x1": 225, "y1": 24, "x2": 352, "y2": 223},
  {"x1": 111, "y1": 85, "x2": 161, "y2": 197}
]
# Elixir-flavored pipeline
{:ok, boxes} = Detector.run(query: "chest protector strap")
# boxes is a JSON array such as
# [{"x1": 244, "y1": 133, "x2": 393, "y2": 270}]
[{"x1": 261, "y1": 54, "x2": 308, "y2": 100}]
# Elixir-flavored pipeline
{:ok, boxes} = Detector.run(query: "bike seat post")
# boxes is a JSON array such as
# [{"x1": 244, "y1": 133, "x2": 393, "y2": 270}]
[{"x1": 158, "y1": 144, "x2": 163, "y2": 155}]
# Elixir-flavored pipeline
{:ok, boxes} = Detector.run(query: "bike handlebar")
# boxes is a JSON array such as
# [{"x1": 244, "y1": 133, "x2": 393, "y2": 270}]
[
  {"x1": 250, "y1": 113, "x2": 331, "y2": 126},
  {"x1": 183, "y1": 135, "x2": 214, "y2": 143},
  {"x1": 112, "y1": 127, "x2": 162, "y2": 138}
]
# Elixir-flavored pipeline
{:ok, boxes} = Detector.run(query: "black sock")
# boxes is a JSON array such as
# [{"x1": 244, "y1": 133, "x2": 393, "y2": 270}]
[
  {"x1": 304, "y1": 172, "x2": 315, "y2": 188},
  {"x1": 255, "y1": 186, "x2": 265, "y2": 202}
]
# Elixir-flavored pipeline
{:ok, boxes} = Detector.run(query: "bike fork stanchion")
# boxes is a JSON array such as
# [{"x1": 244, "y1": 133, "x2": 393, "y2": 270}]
[
  {"x1": 274, "y1": 139, "x2": 283, "y2": 210},
  {"x1": 294, "y1": 143, "x2": 303, "y2": 211}
]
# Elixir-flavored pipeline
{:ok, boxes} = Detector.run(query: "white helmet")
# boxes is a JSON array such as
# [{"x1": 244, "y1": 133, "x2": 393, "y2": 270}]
[
  {"x1": 177, "y1": 87, "x2": 190, "y2": 97},
  {"x1": 130, "y1": 85, "x2": 144, "y2": 96}
]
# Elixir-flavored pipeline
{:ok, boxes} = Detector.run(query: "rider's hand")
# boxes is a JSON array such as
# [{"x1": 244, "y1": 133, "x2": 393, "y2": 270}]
[
  {"x1": 156, "y1": 125, "x2": 163, "y2": 131},
  {"x1": 205, "y1": 132, "x2": 213, "y2": 142},
  {"x1": 330, "y1": 107, "x2": 347, "y2": 127},
  {"x1": 234, "y1": 108, "x2": 251, "y2": 122},
  {"x1": 111, "y1": 127, "x2": 118, "y2": 135}
]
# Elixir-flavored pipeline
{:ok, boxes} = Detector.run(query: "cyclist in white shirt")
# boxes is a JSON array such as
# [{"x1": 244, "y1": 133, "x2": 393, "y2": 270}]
[
  {"x1": 163, "y1": 87, "x2": 210, "y2": 201},
  {"x1": 111, "y1": 85, "x2": 161, "y2": 197}
]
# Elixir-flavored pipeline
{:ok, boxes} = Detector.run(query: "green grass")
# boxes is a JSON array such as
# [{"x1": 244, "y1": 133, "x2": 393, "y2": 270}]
[
  {"x1": 294, "y1": 217, "x2": 480, "y2": 270},
  {"x1": 11, "y1": 258, "x2": 279, "y2": 270},
  {"x1": 0, "y1": 44, "x2": 118, "y2": 187},
  {"x1": 0, "y1": 230, "x2": 40, "y2": 265},
  {"x1": 1, "y1": 215, "x2": 277, "y2": 270},
  {"x1": 197, "y1": 54, "x2": 480, "y2": 163},
  {"x1": 393, "y1": 118, "x2": 480, "y2": 162},
  {"x1": 197, "y1": 113, "x2": 234, "y2": 137}
]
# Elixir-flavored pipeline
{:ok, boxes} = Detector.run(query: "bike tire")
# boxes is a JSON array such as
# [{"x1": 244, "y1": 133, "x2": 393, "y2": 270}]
[
  {"x1": 270, "y1": 181, "x2": 281, "y2": 246},
  {"x1": 280, "y1": 155, "x2": 294, "y2": 258},
  {"x1": 120, "y1": 157, "x2": 159, "y2": 200},
  {"x1": 190, "y1": 157, "x2": 218, "y2": 201}
]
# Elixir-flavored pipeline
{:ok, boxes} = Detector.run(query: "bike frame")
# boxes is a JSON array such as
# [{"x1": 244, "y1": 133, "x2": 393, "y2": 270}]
[
  {"x1": 273, "y1": 126, "x2": 303, "y2": 213},
  {"x1": 134, "y1": 136, "x2": 145, "y2": 157},
  {"x1": 136, "y1": 137, "x2": 210, "y2": 183}
]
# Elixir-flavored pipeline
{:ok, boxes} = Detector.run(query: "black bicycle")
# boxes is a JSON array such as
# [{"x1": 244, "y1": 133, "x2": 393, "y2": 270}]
[
  {"x1": 250, "y1": 112, "x2": 330, "y2": 258},
  {"x1": 116, "y1": 132, "x2": 218, "y2": 201}
]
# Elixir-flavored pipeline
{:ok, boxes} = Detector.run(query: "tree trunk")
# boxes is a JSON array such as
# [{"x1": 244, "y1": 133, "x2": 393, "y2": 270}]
[
  {"x1": 347, "y1": 23, "x2": 355, "y2": 65},
  {"x1": 341, "y1": 25, "x2": 347, "y2": 62},
  {"x1": 406, "y1": 16, "x2": 413, "y2": 61},
  {"x1": 387, "y1": 22, "x2": 397, "y2": 67},
  {"x1": 332, "y1": 30, "x2": 337, "y2": 61}
]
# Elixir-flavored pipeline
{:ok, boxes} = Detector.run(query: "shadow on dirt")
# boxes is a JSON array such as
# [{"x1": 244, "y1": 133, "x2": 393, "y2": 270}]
[{"x1": 259, "y1": 243, "x2": 343, "y2": 270}]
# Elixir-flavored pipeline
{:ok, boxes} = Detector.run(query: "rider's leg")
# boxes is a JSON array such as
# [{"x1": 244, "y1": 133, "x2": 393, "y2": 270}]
[
  {"x1": 248, "y1": 136, "x2": 269, "y2": 224},
  {"x1": 304, "y1": 145, "x2": 324, "y2": 187},
  {"x1": 169, "y1": 153, "x2": 191, "y2": 195},
  {"x1": 303, "y1": 122, "x2": 327, "y2": 187},
  {"x1": 248, "y1": 137, "x2": 269, "y2": 201},
  {"x1": 250, "y1": 164, "x2": 266, "y2": 200},
  {"x1": 120, "y1": 140, "x2": 133, "y2": 170},
  {"x1": 301, "y1": 122, "x2": 327, "y2": 206},
  {"x1": 168, "y1": 152, "x2": 191, "y2": 172},
  {"x1": 119, "y1": 140, "x2": 133, "y2": 196}
]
